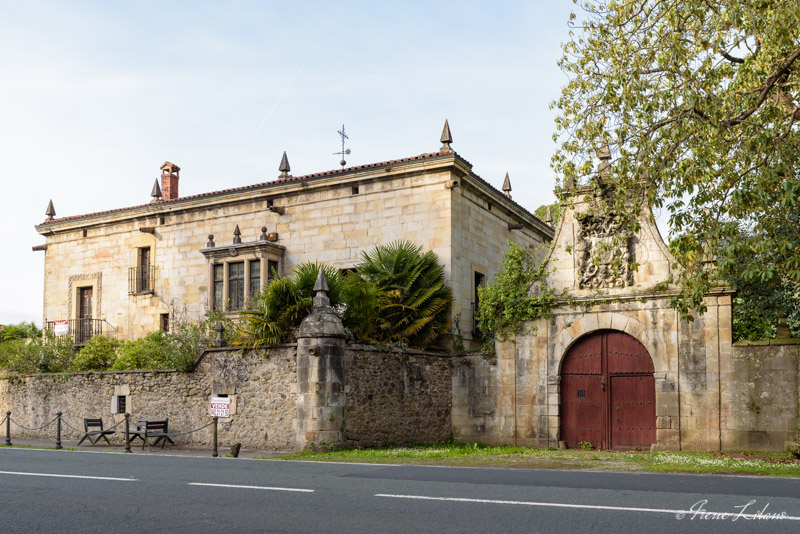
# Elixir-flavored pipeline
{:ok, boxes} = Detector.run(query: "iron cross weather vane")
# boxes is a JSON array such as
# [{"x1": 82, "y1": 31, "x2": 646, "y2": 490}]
[{"x1": 333, "y1": 124, "x2": 350, "y2": 168}]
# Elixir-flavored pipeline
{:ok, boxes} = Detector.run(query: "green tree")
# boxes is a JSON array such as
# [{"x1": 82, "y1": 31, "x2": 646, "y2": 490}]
[
  {"x1": 349, "y1": 241, "x2": 453, "y2": 348},
  {"x1": 71, "y1": 335, "x2": 121, "y2": 371},
  {"x1": 476, "y1": 241, "x2": 557, "y2": 344},
  {"x1": 553, "y1": 0, "x2": 800, "y2": 318},
  {"x1": 721, "y1": 224, "x2": 800, "y2": 341},
  {"x1": 238, "y1": 263, "x2": 346, "y2": 347},
  {"x1": 238, "y1": 243, "x2": 454, "y2": 349},
  {"x1": 111, "y1": 326, "x2": 206, "y2": 372}
]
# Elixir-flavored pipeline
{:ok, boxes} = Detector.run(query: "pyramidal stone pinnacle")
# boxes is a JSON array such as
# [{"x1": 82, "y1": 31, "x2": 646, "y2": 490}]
[
  {"x1": 45, "y1": 199, "x2": 56, "y2": 220},
  {"x1": 279, "y1": 151, "x2": 291, "y2": 178},
  {"x1": 151, "y1": 179, "x2": 162, "y2": 201},
  {"x1": 439, "y1": 119, "x2": 453, "y2": 152},
  {"x1": 502, "y1": 172, "x2": 512, "y2": 199}
]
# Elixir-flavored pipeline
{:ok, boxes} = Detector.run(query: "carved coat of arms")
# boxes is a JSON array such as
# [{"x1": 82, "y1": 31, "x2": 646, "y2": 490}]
[{"x1": 575, "y1": 213, "x2": 634, "y2": 289}]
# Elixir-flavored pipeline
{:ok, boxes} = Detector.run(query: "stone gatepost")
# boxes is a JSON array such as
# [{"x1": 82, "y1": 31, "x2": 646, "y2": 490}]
[{"x1": 295, "y1": 269, "x2": 346, "y2": 450}]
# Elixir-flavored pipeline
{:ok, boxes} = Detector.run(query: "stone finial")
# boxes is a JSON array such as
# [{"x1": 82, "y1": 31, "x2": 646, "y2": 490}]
[
  {"x1": 213, "y1": 322, "x2": 226, "y2": 347},
  {"x1": 150, "y1": 179, "x2": 162, "y2": 202},
  {"x1": 207, "y1": 234, "x2": 215, "y2": 247},
  {"x1": 279, "y1": 151, "x2": 291, "y2": 178},
  {"x1": 597, "y1": 143, "x2": 611, "y2": 180},
  {"x1": 545, "y1": 206, "x2": 553, "y2": 225},
  {"x1": 260, "y1": 226, "x2": 268, "y2": 241},
  {"x1": 45, "y1": 199, "x2": 56, "y2": 220},
  {"x1": 502, "y1": 172, "x2": 512, "y2": 199},
  {"x1": 312, "y1": 267, "x2": 330, "y2": 308},
  {"x1": 777, "y1": 310, "x2": 791, "y2": 339},
  {"x1": 439, "y1": 119, "x2": 453, "y2": 152},
  {"x1": 233, "y1": 225, "x2": 241, "y2": 244}
]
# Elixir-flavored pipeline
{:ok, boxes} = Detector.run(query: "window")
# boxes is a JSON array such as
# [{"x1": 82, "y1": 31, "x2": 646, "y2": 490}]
[
  {"x1": 213, "y1": 264, "x2": 224, "y2": 310},
  {"x1": 139, "y1": 247, "x2": 151, "y2": 292},
  {"x1": 111, "y1": 395, "x2": 127, "y2": 414},
  {"x1": 351, "y1": 185, "x2": 359, "y2": 195},
  {"x1": 229, "y1": 262, "x2": 245, "y2": 311},
  {"x1": 249, "y1": 260, "x2": 261, "y2": 296},
  {"x1": 268, "y1": 260, "x2": 279, "y2": 284},
  {"x1": 160, "y1": 313, "x2": 169, "y2": 332},
  {"x1": 473, "y1": 271, "x2": 486, "y2": 336}
]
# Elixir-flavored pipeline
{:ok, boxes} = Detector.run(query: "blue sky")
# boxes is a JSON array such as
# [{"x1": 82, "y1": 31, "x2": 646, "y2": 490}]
[{"x1": 0, "y1": 0, "x2": 576, "y2": 325}]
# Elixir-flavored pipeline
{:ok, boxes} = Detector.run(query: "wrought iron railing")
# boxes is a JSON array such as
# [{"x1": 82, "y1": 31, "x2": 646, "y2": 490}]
[
  {"x1": 128, "y1": 265, "x2": 156, "y2": 294},
  {"x1": 44, "y1": 319, "x2": 117, "y2": 345}
]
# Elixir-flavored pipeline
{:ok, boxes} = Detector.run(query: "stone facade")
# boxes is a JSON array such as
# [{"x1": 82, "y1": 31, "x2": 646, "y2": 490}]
[
  {"x1": 449, "y1": 172, "x2": 746, "y2": 451},
  {"x1": 35, "y1": 142, "x2": 552, "y2": 347}
]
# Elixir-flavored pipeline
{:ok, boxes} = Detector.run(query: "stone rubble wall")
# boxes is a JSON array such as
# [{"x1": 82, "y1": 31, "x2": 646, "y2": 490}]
[
  {"x1": 0, "y1": 344, "x2": 455, "y2": 451},
  {"x1": 343, "y1": 345, "x2": 452, "y2": 447},
  {"x1": 0, "y1": 347, "x2": 298, "y2": 450}
]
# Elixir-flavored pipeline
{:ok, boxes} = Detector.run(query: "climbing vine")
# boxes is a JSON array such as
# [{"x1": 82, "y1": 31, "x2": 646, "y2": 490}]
[{"x1": 475, "y1": 242, "x2": 559, "y2": 345}]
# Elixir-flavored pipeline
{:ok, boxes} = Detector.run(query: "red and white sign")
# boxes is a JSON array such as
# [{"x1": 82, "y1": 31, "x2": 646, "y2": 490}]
[
  {"x1": 54, "y1": 320, "x2": 69, "y2": 336},
  {"x1": 209, "y1": 397, "x2": 231, "y2": 418}
]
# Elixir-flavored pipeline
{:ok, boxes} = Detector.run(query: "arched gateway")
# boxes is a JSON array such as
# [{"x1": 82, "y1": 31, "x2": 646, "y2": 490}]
[{"x1": 560, "y1": 330, "x2": 656, "y2": 450}]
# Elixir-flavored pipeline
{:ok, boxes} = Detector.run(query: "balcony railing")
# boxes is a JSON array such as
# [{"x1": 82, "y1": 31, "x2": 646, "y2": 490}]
[
  {"x1": 44, "y1": 318, "x2": 117, "y2": 345},
  {"x1": 128, "y1": 265, "x2": 156, "y2": 295}
]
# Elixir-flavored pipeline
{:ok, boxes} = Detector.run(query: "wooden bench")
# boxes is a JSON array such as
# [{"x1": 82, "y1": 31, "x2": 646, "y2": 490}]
[
  {"x1": 77, "y1": 418, "x2": 115, "y2": 446},
  {"x1": 142, "y1": 419, "x2": 175, "y2": 449}
]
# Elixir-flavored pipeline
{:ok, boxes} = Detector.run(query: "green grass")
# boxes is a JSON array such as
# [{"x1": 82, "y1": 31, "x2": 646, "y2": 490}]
[{"x1": 272, "y1": 441, "x2": 800, "y2": 477}]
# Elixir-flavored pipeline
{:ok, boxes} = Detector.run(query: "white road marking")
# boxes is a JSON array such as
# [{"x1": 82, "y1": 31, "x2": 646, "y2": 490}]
[
  {"x1": 374, "y1": 494, "x2": 800, "y2": 521},
  {"x1": 189, "y1": 482, "x2": 314, "y2": 492},
  {"x1": 0, "y1": 471, "x2": 136, "y2": 481}
]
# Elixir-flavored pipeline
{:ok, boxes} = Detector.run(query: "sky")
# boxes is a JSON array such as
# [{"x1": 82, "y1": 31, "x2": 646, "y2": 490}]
[{"x1": 0, "y1": 0, "x2": 578, "y2": 326}]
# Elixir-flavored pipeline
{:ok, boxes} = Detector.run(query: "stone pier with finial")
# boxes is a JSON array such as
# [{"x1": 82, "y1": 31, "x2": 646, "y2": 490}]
[{"x1": 295, "y1": 268, "x2": 347, "y2": 450}]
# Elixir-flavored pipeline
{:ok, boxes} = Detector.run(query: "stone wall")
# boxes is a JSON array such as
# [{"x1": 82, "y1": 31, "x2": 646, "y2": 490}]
[
  {"x1": 451, "y1": 352, "x2": 504, "y2": 444},
  {"x1": 0, "y1": 347, "x2": 297, "y2": 450},
  {"x1": 722, "y1": 341, "x2": 800, "y2": 451},
  {"x1": 0, "y1": 343, "x2": 455, "y2": 451},
  {"x1": 343, "y1": 346, "x2": 452, "y2": 447}
]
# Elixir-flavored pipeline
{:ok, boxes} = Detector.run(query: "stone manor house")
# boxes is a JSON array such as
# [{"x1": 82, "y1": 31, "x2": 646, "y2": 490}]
[
  {"x1": 10, "y1": 129, "x2": 797, "y2": 453},
  {"x1": 33, "y1": 123, "x2": 554, "y2": 347}
]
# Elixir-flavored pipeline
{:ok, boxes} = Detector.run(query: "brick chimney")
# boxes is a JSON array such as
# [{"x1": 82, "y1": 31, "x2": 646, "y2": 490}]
[{"x1": 160, "y1": 162, "x2": 180, "y2": 200}]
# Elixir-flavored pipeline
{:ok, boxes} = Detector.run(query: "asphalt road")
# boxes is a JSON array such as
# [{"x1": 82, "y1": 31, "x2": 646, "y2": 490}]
[{"x1": 1, "y1": 448, "x2": 799, "y2": 533}]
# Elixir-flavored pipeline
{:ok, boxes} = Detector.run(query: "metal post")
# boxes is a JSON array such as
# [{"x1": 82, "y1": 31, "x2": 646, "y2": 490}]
[
  {"x1": 124, "y1": 413, "x2": 131, "y2": 453},
  {"x1": 212, "y1": 416, "x2": 218, "y2": 458},
  {"x1": 55, "y1": 412, "x2": 62, "y2": 450},
  {"x1": 5, "y1": 411, "x2": 10, "y2": 446}
]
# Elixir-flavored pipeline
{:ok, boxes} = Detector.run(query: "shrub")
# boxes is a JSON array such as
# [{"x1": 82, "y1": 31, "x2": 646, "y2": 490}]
[
  {"x1": 71, "y1": 335, "x2": 121, "y2": 372},
  {"x1": 112, "y1": 325, "x2": 206, "y2": 372}
]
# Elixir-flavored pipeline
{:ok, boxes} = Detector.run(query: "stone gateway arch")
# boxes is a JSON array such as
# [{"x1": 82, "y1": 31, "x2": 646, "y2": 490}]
[{"x1": 560, "y1": 330, "x2": 656, "y2": 450}]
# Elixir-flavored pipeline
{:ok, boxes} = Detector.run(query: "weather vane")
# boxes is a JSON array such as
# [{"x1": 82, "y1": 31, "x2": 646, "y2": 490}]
[{"x1": 333, "y1": 124, "x2": 350, "y2": 168}]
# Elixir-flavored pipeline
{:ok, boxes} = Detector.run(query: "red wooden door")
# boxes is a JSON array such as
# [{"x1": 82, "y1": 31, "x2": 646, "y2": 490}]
[{"x1": 560, "y1": 330, "x2": 655, "y2": 449}]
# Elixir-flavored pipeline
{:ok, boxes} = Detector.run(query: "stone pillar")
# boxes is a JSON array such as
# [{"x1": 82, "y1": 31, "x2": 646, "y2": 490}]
[{"x1": 295, "y1": 269, "x2": 346, "y2": 450}]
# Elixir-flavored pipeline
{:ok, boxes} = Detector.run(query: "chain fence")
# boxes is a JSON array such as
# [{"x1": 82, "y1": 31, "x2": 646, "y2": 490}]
[{"x1": 1, "y1": 411, "x2": 222, "y2": 457}]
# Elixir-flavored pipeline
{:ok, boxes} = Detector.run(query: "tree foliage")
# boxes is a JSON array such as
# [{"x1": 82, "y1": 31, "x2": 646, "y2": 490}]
[
  {"x1": 238, "y1": 263, "x2": 347, "y2": 347},
  {"x1": 349, "y1": 241, "x2": 453, "y2": 348},
  {"x1": 553, "y1": 0, "x2": 800, "y2": 317},
  {"x1": 476, "y1": 241, "x2": 557, "y2": 343},
  {"x1": 239, "y1": 242, "x2": 453, "y2": 349}
]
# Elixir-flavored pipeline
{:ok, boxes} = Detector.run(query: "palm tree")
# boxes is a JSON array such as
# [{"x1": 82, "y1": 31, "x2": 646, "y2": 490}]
[
  {"x1": 238, "y1": 263, "x2": 344, "y2": 347},
  {"x1": 350, "y1": 241, "x2": 453, "y2": 348}
]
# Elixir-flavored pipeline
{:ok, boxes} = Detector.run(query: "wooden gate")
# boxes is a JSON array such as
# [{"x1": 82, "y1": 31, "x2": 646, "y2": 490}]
[{"x1": 560, "y1": 330, "x2": 655, "y2": 449}]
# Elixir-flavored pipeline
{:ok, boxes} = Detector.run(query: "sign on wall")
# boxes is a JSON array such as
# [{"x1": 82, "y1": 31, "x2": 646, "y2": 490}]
[
  {"x1": 53, "y1": 320, "x2": 69, "y2": 336},
  {"x1": 209, "y1": 397, "x2": 231, "y2": 418}
]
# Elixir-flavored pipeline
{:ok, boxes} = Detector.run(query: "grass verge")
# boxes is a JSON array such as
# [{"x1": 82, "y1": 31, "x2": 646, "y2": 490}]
[{"x1": 273, "y1": 442, "x2": 800, "y2": 477}]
